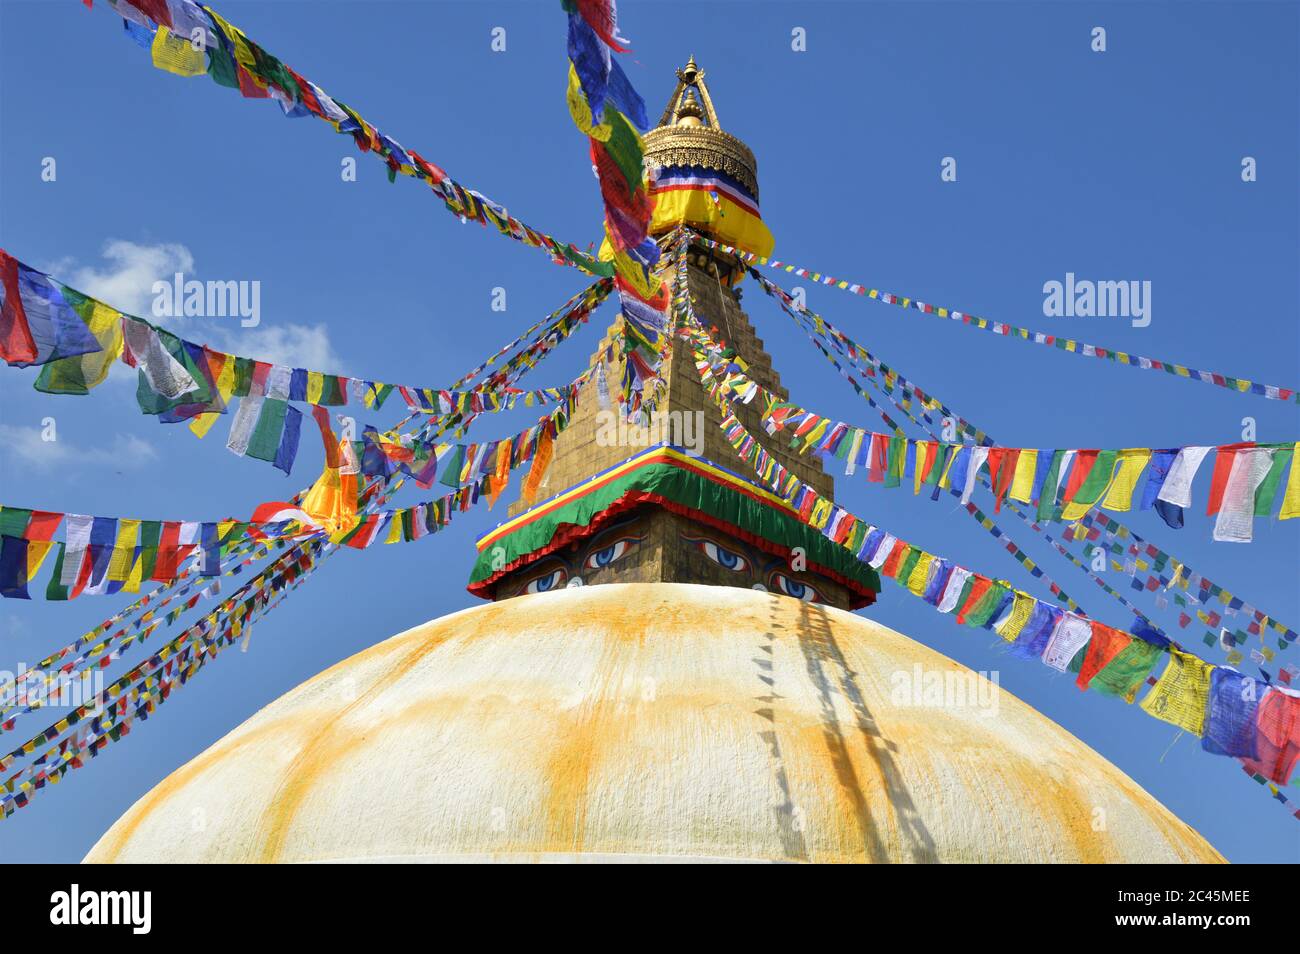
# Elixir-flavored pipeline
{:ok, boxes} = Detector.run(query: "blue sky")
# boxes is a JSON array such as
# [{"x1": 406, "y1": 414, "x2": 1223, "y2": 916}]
[{"x1": 0, "y1": 0, "x2": 1296, "y2": 862}]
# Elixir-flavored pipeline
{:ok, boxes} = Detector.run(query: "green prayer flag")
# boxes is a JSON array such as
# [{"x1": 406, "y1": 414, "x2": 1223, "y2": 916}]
[
  {"x1": 232, "y1": 357, "x2": 255, "y2": 398},
  {"x1": 438, "y1": 445, "x2": 466, "y2": 488},
  {"x1": 883, "y1": 436, "x2": 906, "y2": 489},
  {"x1": 1068, "y1": 449, "x2": 1119, "y2": 510},
  {"x1": 1036, "y1": 450, "x2": 1066, "y2": 521},
  {"x1": 894, "y1": 546, "x2": 922, "y2": 586},
  {"x1": 598, "y1": 104, "x2": 645, "y2": 195},
  {"x1": 1089, "y1": 639, "x2": 1162, "y2": 701},
  {"x1": 1254, "y1": 446, "x2": 1293, "y2": 515},
  {"x1": 45, "y1": 544, "x2": 68, "y2": 601},
  {"x1": 205, "y1": 38, "x2": 241, "y2": 89},
  {"x1": 0, "y1": 508, "x2": 32, "y2": 539},
  {"x1": 245, "y1": 398, "x2": 289, "y2": 462}
]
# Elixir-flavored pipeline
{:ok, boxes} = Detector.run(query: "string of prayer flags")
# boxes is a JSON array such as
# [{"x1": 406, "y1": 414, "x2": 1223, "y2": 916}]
[
  {"x1": 688, "y1": 313, "x2": 1300, "y2": 812},
  {"x1": 0, "y1": 536, "x2": 327, "y2": 814},
  {"x1": 0, "y1": 251, "x2": 102, "y2": 368},
  {"x1": 1077, "y1": 510, "x2": 1297, "y2": 668},
  {"x1": 0, "y1": 535, "x2": 281, "y2": 730},
  {"x1": 691, "y1": 232, "x2": 1299, "y2": 404},
  {"x1": 736, "y1": 262, "x2": 1300, "y2": 667},
  {"x1": 730, "y1": 382, "x2": 1296, "y2": 539},
  {"x1": 561, "y1": 1, "x2": 672, "y2": 420},
  {"x1": 732, "y1": 262, "x2": 1299, "y2": 538},
  {"x1": 0, "y1": 503, "x2": 326, "y2": 601},
  {"x1": 2, "y1": 250, "x2": 613, "y2": 476},
  {"x1": 0, "y1": 265, "x2": 591, "y2": 802},
  {"x1": 675, "y1": 250, "x2": 1102, "y2": 621},
  {"x1": 94, "y1": 1, "x2": 611, "y2": 277}
]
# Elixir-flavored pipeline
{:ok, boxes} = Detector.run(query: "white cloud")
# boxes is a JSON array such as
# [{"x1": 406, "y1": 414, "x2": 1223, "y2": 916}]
[
  {"x1": 0, "y1": 425, "x2": 158, "y2": 474},
  {"x1": 50, "y1": 240, "x2": 195, "y2": 318},
  {"x1": 46, "y1": 241, "x2": 346, "y2": 377},
  {"x1": 217, "y1": 324, "x2": 344, "y2": 374}
]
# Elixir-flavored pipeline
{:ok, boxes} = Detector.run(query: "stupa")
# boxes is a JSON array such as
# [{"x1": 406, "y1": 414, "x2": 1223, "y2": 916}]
[{"x1": 84, "y1": 62, "x2": 1223, "y2": 864}]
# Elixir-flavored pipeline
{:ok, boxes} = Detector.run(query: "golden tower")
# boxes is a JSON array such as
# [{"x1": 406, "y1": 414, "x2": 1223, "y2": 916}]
[{"x1": 475, "y1": 60, "x2": 870, "y2": 609}]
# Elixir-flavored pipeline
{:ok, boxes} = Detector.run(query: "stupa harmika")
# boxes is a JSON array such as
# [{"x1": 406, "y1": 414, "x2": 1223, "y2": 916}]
[{"x1": 86, "y1": 62, "x2": 1222, "y2": 864}]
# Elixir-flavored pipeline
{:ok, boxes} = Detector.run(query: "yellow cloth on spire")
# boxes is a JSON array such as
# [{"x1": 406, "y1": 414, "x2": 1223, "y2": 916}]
[
  {"x1": 646, "y1": 187, "x2": 774, "y2": 258},
  {"x1": 1101, "y1": 448, "x2": 1153, "y2": 512}
]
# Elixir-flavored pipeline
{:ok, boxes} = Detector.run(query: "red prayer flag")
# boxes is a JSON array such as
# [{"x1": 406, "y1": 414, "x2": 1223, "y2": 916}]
[
  {"x1": 1206, "y1": 443, "x2": 1254, "y2": 515},
  {"x1": 1062, "y1": 449, "x2": 1099, "y2": 507},
  {"x1": 1077, "y1": 623, "x2": 1131, "y2": 690},
  {"x1": 0, "y1": 250, "x2": 37, "y2": 365}
]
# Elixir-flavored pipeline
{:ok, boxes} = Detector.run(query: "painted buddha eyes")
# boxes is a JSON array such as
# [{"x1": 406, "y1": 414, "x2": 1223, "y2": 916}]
[
  {"x1": 770, "y1": 572, "x2": 824, "y2": 604},
  {"x1": 523, "y1": 568, "x2": 567, "y2": 594},
  {"x1": 585, "y1": 538, "x2": 633, "y2": 569},
  {"x1": 695, "y1": 540, "x2": 750, "y2": 573}
]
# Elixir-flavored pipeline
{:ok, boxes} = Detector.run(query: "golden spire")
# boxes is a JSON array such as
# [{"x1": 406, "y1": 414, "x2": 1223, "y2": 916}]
[
  {"x1": 644, "y1": 57, "x2": 760, "y2": 200},
  {"x1": 657, "y1": 55, "x2": 722, "y2": 129}
]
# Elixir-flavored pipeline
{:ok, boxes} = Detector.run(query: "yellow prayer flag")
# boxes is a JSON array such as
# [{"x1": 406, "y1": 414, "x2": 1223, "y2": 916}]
[
  {"x1": 80, "y1": 301, "x2": 124, "y2": 390},
  {"x1": 384, "y1": 514, "x2": 403, "y2": 545},
  {"x1": 938, "y1": 445, "x2": 960, "y2": 489},
  {"x1": 1008, "y1": 449, "x2": 1039, "y2": 503},
  {"x1": 306, "y1": 371, "x2": 326, "y2": 406},
  {"x1": 189, "y1": 412, "x2": 222, "y2": 438},
  {"x1": 565, "y1": 64, "x2": 612, "y2": 141},
  {"x1": 107, "y1": 520, "x2": 141, "y2": 582},
  {"x1": 1139, "y1": 649, "x2": 1213, "y2": 736},
  {"x1": 906, "y1": 552, "x2": 933, "y2": 596},
  {"x1": 151, "y1": 26, "x2": 208, "y2": 78},
  {"x1": 1100, "y1": 448, "x2": 1152, "y2": 512},
  {"x1": 26, "y1": 541, "x2": 53, "y2": 579},
  {"x1": 1279, "y1": 442, "x2": 1300, "y2": 519},
  {"x1": 204, "y1": 10, "x2": 258, "y2": 76},
  {"x1": 124, "y1": 551, "x2": 145, "y2": 594},
  {"x1": 809, "y1": 497, "x2": 833, "y2": 530},
  {"x1": 997, "y1": 593, "x2": 1036, "y2": 642},
  {"x1": 913, "y1": 442, "x2": 931, "y2": 495}
]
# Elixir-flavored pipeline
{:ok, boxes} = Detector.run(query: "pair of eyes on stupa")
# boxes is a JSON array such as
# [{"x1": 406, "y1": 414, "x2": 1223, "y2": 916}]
[
  {"x1": 513, "y1": 521, "x2": 826, "y2": 604},
  {"x1": 515, "y1": 523, "x2": 647, "y2": 595},
  {"x1": 521, "y1": 537, "x2": 640, "y2": 594},
  {"x1": 681, "y1": 534, "x2": 825, "y2": 604}
]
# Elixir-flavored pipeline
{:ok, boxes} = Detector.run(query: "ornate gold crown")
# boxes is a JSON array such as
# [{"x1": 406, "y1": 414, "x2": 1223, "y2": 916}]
[{"x1": 643, "y1": 57, "x2": 760, "y2": 200}]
